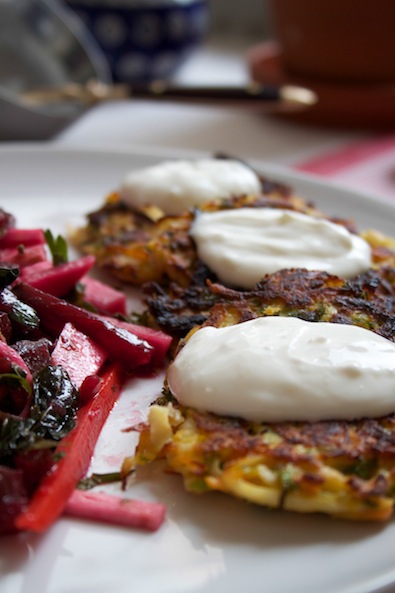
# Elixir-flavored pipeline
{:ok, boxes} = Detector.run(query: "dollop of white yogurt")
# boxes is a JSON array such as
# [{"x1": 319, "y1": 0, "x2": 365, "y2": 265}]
[
  {"x1": 190, "y1": 208, "x2": 371, "y2": 287},
  {"x1": 167, "y1": 317, "x2": 395, "y2": 422},
  {"x1": 120, "y1": 159, "x2": 261, "y2": 215}
]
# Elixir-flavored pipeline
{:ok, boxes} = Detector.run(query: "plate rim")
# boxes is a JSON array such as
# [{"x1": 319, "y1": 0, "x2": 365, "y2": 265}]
[
  {"x1": 1, "y1": 143, "x2": 395, "y2": 593},
  {"x1": 1, "y1": 141, "x2": 394, "y2": 209}
]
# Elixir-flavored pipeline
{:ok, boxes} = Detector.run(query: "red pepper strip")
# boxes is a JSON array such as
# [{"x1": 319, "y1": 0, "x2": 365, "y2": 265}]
[
  {"x1": 64, "y1": 490, "x2": 166, "y2": 532},
  {"x1": 15, "y1": 363, "x2": 124, "y2": 533}
]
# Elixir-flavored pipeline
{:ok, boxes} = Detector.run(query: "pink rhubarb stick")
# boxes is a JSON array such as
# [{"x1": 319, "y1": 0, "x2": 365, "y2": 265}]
[
  {"x1": 80, "y1": 276, "x2": 127, "y2": 316},
  {"x1": 14, "y1": 283, "x2": 153, "y2": 369},
  {"x1": 0, "y1": 228, "x2": 45, "y2": 248},
  {"x1": 0, "y1": 244, "x2": 47, "y2": 268},
  {"x1": 64, "y1": 490, "x2": 166, "y2": 532},
  {"x1": 20, "y1": 255, "x2": 96, "y2": 297},
  {"x1": 99, "y1": 315, "x2": 172, "y2": 366}
]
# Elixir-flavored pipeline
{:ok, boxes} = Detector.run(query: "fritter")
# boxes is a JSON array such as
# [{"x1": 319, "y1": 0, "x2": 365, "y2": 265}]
[
  {"x1": 71, "y1": 177, "x2": 335, "y2": 290},
  {"x1": 74, "y1": 160, "x2": 395, "y2": 521},
  {"x1": 130, "y1": 268, "x2": 395, "y2": 522},
  {"x1": 71, "y1": 174, "x2": 395, "y2": 339},
  {"x1": 144, "y1": 251, "x2": 395, "y2": 338},
  {"x1": 132, "y1": 398, "x2": 395, "y2": 521}
]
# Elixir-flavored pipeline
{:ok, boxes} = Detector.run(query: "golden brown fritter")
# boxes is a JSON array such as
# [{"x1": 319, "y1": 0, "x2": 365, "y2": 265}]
[
  {"x1": 71, "y1": 191, "x2": 195, "y2": 286},
  {"x1": 130, "y1": 270, "x2": 395, "y2": 523},
  {"x1": 132, "y1": 400, "x2": 395, "y2": 521},
  {"x1": 72, "y1": 166, "x2": 395, "y2": 341},
  {"x1": 144, "y1": 266, "x2": 395, "y2": 339},
  {"x1": 71, "y1": 178, "x2": 342, "y2": 290},
  {"x1": 75, "y1": 164, "x2": 395, "y2": 521}
]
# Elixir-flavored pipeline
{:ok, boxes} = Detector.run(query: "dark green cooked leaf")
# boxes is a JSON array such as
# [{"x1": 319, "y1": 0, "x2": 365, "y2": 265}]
[{"x1": 0, "y1": 263, "x2": 20, "y2": 290}]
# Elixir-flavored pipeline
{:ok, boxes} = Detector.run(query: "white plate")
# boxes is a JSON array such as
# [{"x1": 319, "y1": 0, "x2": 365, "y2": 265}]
[{"x1": 1, "y1": 145, "x2": 395, "y2": 593}]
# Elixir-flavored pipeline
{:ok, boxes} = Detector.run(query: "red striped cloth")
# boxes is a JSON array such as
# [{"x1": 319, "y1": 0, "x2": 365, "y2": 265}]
[{"x1": 294, "y1": 134, "x2": 395, "y2": 201}]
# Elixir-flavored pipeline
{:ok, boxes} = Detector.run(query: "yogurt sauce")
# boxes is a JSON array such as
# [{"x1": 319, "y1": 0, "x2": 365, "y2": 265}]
[
  {"x1": 191, "y1": 208, "x2": 372, "y2": 288},
  {"x1": 167, "y1": 316, "x2": 395, "y2": 422},
  {"x1": 120, "y1": 159, "x2": 261, "y2": 215}
]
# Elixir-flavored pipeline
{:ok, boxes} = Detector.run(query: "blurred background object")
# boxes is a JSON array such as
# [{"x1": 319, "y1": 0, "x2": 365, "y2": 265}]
[
  {"x1": 0, "y1": 0, "x2": 111, "y2": 140},
  {"x1": 8, "y1": 0, "x2": 392, "y2": 142},
  {"x1": 247, "y1": 0, "x2": 395, "y2": 129},
  {"x1": 0, "y1": 0, "x2": 209, "y2": 140},
  {"x1": 267, "y1": 0, "x2": 395, "y2": 83},
  {"x1": 209, "y1": 0, "x2": 269, "y2": 40},
  {"x1": 63, "y1": 0, "x2": 209, "y2": 83}
]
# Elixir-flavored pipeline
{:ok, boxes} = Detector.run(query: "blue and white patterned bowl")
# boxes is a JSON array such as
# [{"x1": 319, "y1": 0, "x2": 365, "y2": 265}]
[{"x1": 64, "y1": 0, "x2": 209, "y2": 82}]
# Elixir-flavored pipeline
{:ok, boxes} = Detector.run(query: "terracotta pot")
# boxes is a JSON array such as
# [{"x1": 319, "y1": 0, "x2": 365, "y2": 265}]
[
  {"x1": 268, "y1": 0, "x2": 395, "y2": 83},
  {"x1": 247, "y1": 41, "x2": 395, "y2": 129}
]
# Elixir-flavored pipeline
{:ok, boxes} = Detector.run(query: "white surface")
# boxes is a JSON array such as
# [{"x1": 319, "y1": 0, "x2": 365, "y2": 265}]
[
  {"x1": 55, "y1": 99, "x2": 365, "y2": 165},
  {"x1": 1, "y1": 145, "x2": 395, "y2": 593}
]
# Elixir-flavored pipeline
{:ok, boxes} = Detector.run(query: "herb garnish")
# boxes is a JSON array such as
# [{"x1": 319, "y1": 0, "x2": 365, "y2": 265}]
[{"x1": 45, "y1": 229, "x2": 68, "y2": 265}]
